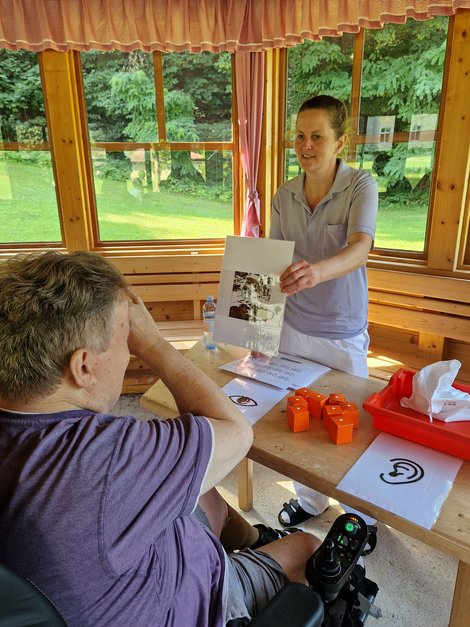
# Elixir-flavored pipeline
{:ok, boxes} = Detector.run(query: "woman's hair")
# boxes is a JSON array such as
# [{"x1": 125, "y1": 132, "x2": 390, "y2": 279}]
[
  {"x1": 0, "y1": 251, "x2": 128, "y2": 402},
  {"x1": 298, "y1": 95, "x2": 348, "y2": 139}
]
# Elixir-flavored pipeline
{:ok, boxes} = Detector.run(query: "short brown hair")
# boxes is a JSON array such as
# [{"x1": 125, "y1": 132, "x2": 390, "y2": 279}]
[
  {"x1": 298, "y1": 95, "x2": 348, "y2": 139},
  {"x1": 0, "y1": 251, "x2": 127, "y2": 402}
]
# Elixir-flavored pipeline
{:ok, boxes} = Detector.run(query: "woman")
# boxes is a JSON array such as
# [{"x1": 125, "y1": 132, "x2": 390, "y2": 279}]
[{"x1": 271, "y1": 95, "x2": 378, "y2": 532}]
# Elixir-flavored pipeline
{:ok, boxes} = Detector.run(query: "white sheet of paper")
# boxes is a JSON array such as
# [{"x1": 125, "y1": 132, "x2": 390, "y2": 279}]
[
  {"x1": 337, "y1": 432, "x2": 463, "y2": 529},
  {"x1": 220, "y1": 352, "x2": 330, "y2": 390},
  {"x1": 213, "y1": 235, "x2": 295, "y2": 356},
  {"x1": 222, "y1": 377, "x2": 288, "y2": 425}
]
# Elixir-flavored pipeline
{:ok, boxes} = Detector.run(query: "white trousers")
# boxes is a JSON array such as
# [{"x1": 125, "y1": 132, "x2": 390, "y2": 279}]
[{"x1": 279, "y1": 323, "x2": 376, "y2": 526}]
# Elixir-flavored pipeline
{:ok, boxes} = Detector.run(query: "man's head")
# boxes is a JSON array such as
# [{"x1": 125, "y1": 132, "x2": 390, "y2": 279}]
[{"x1": 0, "y1": 251, "x2": 128, "y2": 407}]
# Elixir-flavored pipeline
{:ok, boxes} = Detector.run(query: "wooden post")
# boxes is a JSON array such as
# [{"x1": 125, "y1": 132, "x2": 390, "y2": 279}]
[
  {"x1": 40, "y1": 51, "x2": 93, "y2": 252},
  {"x1": 427, "y1": 11, "x2": 470, "y2": 271}
]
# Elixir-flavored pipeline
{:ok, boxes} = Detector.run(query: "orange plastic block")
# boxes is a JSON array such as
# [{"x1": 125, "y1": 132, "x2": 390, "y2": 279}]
[
  {"x1": 295, "y1": 387, "x2": 313, "y2": 401},
  {"x1": 328, "y1": 415, "x2": 354, "y2": 445},
  {"x1": 322, "y1": 404, "x2": 343, "y2": 430},
  {"x1": 287, "y1": 405, "x2": 310, "y2": 433},
  {"x1": 340, "y1": 401, "x2": 359, "y2": 428},
  {"x1": 287, "y1": 395, "x2": 308, "y2": 409},
  {"x1": 328, "y1": 393, "x2": 346, "y2": 405},
  {"x1": 307, "y1": 391, "x2": 329, "y2": 419}
]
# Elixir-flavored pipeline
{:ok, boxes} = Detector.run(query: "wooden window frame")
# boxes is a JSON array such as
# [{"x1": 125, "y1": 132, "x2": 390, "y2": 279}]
[
  {"x1": 1, "y1": 49, "x2": 242, "y2": 257},
  {"x1": 272, "y1": 13, "x2": 470, "y2": 279}
]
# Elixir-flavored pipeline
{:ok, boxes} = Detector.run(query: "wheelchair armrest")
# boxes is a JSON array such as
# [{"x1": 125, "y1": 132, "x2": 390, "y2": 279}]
[{"x1": 249, "y1": 582, "x2": 324, "y2": 627}]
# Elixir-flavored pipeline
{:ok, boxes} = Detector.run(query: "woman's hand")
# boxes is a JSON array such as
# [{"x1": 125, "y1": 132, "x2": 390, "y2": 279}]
[{"x1": 280, "y1": 259, "x2": 322, "y2": 296}]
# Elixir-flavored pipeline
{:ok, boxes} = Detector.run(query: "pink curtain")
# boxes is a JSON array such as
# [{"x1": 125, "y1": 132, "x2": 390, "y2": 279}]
[
  {"x1": 1, "y1": 0, "x2": 469, "y2": 52},
  {"x1": 236, "y1": 52, "x2": 264, "y2": 238}
]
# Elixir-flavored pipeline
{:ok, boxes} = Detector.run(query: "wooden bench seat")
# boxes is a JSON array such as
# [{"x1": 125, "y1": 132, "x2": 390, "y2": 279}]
[
  {"x1": 111, "y1": 253, "x2": 222, "y2": 392},
  {"x1": 367, "y1": 269, "x2": 470, "y2": 384}
]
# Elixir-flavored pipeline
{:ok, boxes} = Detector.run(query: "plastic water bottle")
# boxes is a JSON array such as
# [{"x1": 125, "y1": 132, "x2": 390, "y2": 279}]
[{"x1": 202, "y1": 296, "x2": 217, "y2": 349}]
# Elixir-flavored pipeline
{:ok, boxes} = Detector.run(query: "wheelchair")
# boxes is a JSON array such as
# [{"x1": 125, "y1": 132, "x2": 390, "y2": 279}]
[
  {"x1": 250, "y1": 512, "x2": 381, "y2": 627},
  {"x1": 0, "y1": 514, "x2": 380, "y2": 627}
]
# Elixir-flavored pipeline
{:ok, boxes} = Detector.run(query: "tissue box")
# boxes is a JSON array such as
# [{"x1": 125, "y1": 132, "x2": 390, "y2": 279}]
[{"x1": 363, "y1": 369, "x2": 470, "y2": 461}]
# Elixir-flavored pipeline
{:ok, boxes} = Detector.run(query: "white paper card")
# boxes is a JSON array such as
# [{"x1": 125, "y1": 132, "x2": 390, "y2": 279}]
[
  {"x1": 220, "y1": 352, "x2": 330, "y2": 390},
  {"x1": 222, "y1": 377, "x2": 288, "y2": 425},
  {"x1": 337, "y1": 432, "x2": 463, "y2": 529},
  {"x1": 213, "y1": 235, "x2": 295, "y2": 356}
]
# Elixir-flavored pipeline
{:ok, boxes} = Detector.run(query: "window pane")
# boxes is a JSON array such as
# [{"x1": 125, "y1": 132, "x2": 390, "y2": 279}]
[
  {"x1": 82, "y1": 50, "x2": 235, "y2": 243},
  {"x1": 286, "y1": 36, "x2": 354, "y2": 135},
  {"x1": 82, "y1": 51, "x2": 157, "y2": 142},
  {"x1": 360, "y1": 18, "x2": 448, "y2": 252},
  {"x1": 354, "y1": 142, "x2": 433, "y2": 251},
  {"x1": 93, "y1": 149, "x2": 233, "y2": 241},
  {"x1": 162, "y1": 52, "x2": 232, "y2": 141},
  {"x1": 0, "y1": 50, "x2": 62, "y2": 244}
]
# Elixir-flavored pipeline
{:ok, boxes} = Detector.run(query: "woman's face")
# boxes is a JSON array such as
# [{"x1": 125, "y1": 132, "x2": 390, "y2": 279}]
[{"x1": 294, "y1": 108, "x2": 346, "y2": 176}]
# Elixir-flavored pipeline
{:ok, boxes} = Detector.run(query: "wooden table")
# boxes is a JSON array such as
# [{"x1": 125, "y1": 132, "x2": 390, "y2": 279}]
[{"x1": 141, "y1": 341, "x2": 470, "y2": 626}]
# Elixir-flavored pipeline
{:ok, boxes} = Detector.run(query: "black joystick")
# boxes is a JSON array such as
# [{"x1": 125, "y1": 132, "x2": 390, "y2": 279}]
[
  {"x1": 317, "y1": 538, "x2": 341, "y2": 578},
  {"x1": 306, "y1": 513, "x2": 369, "y2": 602}
]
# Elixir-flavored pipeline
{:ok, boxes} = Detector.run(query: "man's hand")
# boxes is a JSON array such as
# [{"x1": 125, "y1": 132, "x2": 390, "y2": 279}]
[{"x1": 126, "y1": 289, "x2": 165, "y2": 359}]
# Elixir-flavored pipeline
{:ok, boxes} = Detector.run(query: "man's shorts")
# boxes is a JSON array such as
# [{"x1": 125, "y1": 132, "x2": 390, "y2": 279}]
[
  {"x1": 224, "y1": 547, "x2": 288, "y2": 625},
  {"x1": 193, "y1": 505, "x2": 288, "y2": 625}
]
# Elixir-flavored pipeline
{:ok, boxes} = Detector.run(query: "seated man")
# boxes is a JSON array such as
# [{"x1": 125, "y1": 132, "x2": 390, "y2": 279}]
[{"x1": 0, "y1": 251, "x2": 321, "y2": 627}]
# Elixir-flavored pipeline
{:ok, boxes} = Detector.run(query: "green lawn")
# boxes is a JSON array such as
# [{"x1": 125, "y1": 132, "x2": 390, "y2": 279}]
[
  {"x1": 375, "y1": 201, "x2": 427, "y2": 251},
  {"x1": 1, "y1": 159, "x2": 427, "y2": 251}
]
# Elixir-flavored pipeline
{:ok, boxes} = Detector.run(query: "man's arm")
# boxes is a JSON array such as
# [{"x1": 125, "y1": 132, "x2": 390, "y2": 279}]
[{"x1": 127, "y1": 291, "x2": 253, "y2": 493}]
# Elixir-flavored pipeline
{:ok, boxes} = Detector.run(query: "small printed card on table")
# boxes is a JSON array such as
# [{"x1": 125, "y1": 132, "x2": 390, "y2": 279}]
[
  {"x1": 222, "y1": 377, "x2": 288, "y2": 425},
  {"x1": 336, "y1": 432, "x2": 463, "y2": 529},
  {"x1": 220, "y1": 352, "x2": 330, "y2": 390}
]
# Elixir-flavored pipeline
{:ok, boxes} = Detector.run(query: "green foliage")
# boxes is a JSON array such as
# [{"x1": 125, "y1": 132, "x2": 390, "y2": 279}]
[
  {"x1": 110, "y1": 70, "x2": 158, "y2": 141},
  {"x1": 287, "y1": 36, "x2": 354, "y2": 120},
  {"x1": 162, "y1": 51, "x2": 232, "y2": 139},
  {"x1": 286, "y1": 17, "x2": 447, "y2": 200},
  {"x1": 0, "y1": 50, "x2": 46, "y2": 142}
]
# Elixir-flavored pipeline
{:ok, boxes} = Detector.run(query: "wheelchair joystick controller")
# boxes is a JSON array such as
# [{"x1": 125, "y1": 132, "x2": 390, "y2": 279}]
[
  {"x1": 318, "y1": 538, "x2": 341, "y2": 578},
  {"x1": 306, "y1": 513, "x2": 369, "y2": 602}
]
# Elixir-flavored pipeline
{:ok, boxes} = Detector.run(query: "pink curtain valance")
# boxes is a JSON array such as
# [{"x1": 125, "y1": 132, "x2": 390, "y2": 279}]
[{"x1": 1, "y1": 0, "x2": 469, "y2": 53}]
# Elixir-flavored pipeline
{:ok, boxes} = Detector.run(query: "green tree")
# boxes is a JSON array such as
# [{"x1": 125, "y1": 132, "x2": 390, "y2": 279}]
[
  {"x1": 0, "y1": 50, "x2": 45, "y2": 143},
  {"x1": 286, "y1": 17, "x2": 448, "y2": 190}
]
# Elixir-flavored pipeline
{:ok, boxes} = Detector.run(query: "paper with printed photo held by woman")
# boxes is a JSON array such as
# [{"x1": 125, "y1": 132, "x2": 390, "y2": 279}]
[{"x1": 213, "y1": 235, "x2": 295, "y2": 356}]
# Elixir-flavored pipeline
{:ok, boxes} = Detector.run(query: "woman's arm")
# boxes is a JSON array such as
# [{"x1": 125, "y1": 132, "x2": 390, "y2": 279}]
[{"x1": 280, "y1": 232, "x2": 373, "y2": 296}]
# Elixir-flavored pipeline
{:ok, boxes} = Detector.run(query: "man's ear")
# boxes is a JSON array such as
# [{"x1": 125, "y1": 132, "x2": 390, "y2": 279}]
[{"x1": 69, "y1": 348, "x2": 94, "y2": 388}]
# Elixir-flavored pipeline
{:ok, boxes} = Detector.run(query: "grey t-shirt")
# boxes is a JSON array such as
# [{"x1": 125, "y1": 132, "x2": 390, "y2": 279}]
[
  {"x1": 0, "y1": 409, "x2": 224, "y2": 626},
  {"x1": 270, "y1": 159, "x2": 378, "y2": 339}
]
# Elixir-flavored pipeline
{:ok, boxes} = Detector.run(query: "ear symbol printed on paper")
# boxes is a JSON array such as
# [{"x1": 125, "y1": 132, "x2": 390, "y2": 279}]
[
  {"x1": 229, "y1": 395, "x2": 258, "y2": 407},
  {"x1": 379, "y1": 458, "x2": 425, "y2": 485}
]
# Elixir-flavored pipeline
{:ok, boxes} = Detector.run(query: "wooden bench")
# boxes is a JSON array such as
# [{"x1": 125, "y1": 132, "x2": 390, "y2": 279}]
[
  {"x1": 110, "y1": 254, "x2": 222, "y2": 392},
  {"x1": 366, "y1": 268, "x2": 470, "y2": 383}
]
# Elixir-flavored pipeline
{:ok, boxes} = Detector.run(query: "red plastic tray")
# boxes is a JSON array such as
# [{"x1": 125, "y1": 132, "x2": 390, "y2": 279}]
[{"x1": 363, "y1": 368, "x2": 470, "y2": 461}]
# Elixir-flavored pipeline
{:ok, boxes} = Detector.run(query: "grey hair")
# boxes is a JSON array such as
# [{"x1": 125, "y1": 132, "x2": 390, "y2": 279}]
[{"x1": 0, "y1": 251, "x2": 128, "y2": 402}]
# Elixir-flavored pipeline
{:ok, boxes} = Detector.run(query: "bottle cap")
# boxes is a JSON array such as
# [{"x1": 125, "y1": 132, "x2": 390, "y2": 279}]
[{"x1": 206, "y1": 295, "x2": 214, "y2": 301}]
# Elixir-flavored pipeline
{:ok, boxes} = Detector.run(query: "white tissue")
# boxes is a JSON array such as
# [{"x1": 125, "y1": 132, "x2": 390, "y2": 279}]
[{"x1": 400, "y1": 360, "x2": 470, "y2": 422}]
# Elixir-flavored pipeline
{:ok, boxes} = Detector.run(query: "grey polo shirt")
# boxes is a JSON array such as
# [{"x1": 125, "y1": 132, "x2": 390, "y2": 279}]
[{"x1": 270, "y1": 159, "x2": 378, "y2": 339}]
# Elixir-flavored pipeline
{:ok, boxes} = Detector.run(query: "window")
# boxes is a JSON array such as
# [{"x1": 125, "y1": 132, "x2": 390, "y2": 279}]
[
  {"x1": 284, "y1": 18, "x2": 448, "y2": 256},
  {"x1": 81, "y1": 50, "x2": 234, "y2": 244},
  {"x1": 0, "y1": 50, "x2": 62, "y2": 245},
  {"x1": 357, "y1": 18, "x2": 448, "y2": 254},
  {"x1": 285, "y1": 35, "x2": 354, "y2": 181}
]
